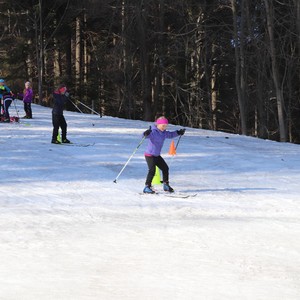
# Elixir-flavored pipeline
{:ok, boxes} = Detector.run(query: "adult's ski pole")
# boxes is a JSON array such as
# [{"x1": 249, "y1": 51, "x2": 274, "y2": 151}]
[
  {"x1": 69, "y1": 98, "x2": 84, "y2": 114},
  {"x1": 113, "y1": 135, "x2": 146, "y2": 183},
  {"x1": 77, "y1": 100, "x2": 102, "y2": 117}
]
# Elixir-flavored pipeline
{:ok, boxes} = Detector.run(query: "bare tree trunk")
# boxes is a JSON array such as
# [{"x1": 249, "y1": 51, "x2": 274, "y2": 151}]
[
  {"x1": 83, "y1": 9, "x2": 89, "y2": 104},
  {"x1": 264, "y1": 0, "x2": 286, "y2": 142},
  {"x1": 75, "y1": 16, "x2": 81, "y2": 98},
  {"x1": 190, "y1": 8, "x2": 205, "y2": 128},
  {"x1": 153, "y1": 0, "x2": 165, "y2": 117},
  {"x1": 25, "y1": 10, "x2": 34, "y2": 81},
  {"x1": 296, "y1": 0, "x2": 300, "y2": 53},
  {"x1": 37, "y1": 0, "x2": 43, "y2": 105},
  {"x1": 231, "y1": 0, "x2": 247, "y2": 135},
  {"x1": 53, "y1": 36, "x2": 60, "y2": 85},
  {"x1": 121, "y1": 0, "x2": 133, "y2": 119},
  {"x1": 210, "y1": 43, "x2": 217, "y2": 131},
  {"x1": 296, "y1": 0, "x2": 300, "y2": 95},
  {"x1": 137, "y1": 2, "x2": 152, "y2": 121}
]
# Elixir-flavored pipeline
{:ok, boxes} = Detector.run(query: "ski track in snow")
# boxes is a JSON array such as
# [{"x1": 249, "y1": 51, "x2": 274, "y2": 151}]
[{"x1": 0, "y1": 101, "x2": 300, "y2": 300}]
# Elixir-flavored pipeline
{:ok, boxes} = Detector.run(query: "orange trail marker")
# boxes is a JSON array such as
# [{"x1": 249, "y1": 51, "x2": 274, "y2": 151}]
[{"x1": 168, "y1": 140, "x2": 176, "y2": 155}]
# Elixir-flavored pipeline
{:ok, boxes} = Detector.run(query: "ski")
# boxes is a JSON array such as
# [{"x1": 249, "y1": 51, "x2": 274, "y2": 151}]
[
  {"x1": 57, "y1": 142, "x2": 95, "y2": 147},
  {"x1": 162, "y1": 192, "x2": 197, "y2": 199},
  {"x1": 50, "y1": 143, "x2": 94, "y2": 147},
  {"x1": 139, "y1": 192, "x2": 197, "y2": 199},
  {"x1": 0, "y1": 116, "x2": 19, "y2": 123}
]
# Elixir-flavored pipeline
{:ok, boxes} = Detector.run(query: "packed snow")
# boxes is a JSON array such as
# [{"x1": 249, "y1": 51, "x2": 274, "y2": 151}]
[{"x1": 1, "y1": 101, "x2": 300, "y2": 300}]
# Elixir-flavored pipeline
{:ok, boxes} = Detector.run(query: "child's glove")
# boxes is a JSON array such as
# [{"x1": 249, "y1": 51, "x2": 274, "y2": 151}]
[
  {"x1": 177, "y1": 128, "x2": 186, "y2": 135},
  {"x1": 143, "y1": 127, "x2": 152, "y2": 136}
]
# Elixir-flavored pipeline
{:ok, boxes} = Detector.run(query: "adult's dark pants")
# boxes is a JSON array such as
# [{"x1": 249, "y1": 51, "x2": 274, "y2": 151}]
[
  {"x1": 145, "y1": 155, "x2": 169, "y2": 186},
  {"x1": 3, "y1": 98, "x2": 12, "y2": 119},
  {"x1": 52, "y1": 113, "x2": 67, "y2": 141}
]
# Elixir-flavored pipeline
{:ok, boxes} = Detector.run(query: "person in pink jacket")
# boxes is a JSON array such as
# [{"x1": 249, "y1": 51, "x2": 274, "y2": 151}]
[{"x1": 23, "y1": 81, "x2": 33, "y2": 119}]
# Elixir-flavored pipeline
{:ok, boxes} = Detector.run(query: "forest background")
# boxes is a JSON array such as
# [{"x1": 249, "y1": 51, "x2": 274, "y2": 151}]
[{"x1": 0, "y1": 0, "x2": 300, "y2": 143}]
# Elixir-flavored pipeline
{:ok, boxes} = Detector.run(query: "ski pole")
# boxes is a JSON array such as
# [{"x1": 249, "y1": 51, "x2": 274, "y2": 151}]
[
  {"x1": 175, "y1": 128, "x2": 186, "y2": 150},
  {"x1": 69, "y1": 98, "x2": 84, "y2": 114},
  {"x1": 77, "y1": 100, "x2": 102, "y2": 117},
  {"x1": 175, "y1": 134, "x2": 183, "y2": 150},
  {"x1": 113, "y1": 136, "x2": 146, "y2": 183},
  {"x1": 168, "y1": 129, "x2": 185, "y2": 169}
]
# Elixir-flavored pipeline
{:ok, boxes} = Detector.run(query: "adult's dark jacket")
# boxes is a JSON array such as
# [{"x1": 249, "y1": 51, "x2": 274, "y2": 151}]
[{"x1": 52, "y1": 92, "x2": 69, "y2": 115}]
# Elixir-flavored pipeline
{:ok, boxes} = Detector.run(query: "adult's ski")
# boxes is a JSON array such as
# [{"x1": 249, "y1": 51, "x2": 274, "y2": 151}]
[
  {"x1": 139, "y1": 192, "x2": 197, "y2": 199},
  {"x1": 53, "y1": 142, "x2": 95, "y2": 147}
]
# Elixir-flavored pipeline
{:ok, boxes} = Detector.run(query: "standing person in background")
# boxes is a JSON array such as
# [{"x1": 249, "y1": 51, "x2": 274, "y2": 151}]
[
  {"x1": 0, "y1": 78, "x2": 14, "y2": 122},
  {"x1": 23, "y1": 81, "x2": 33, "y2": 119},
  {"x1": 51, "y1": 83, "x2": 71, "y2": 144}
]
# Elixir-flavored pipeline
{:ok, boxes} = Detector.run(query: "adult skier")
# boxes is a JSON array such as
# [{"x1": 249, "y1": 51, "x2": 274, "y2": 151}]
[
  {"x1": 51, "y1": 83, "x2": 71, "y2": 144},
  {"x1": 0, "y1": 78, "x2": 13, "y2": 122}
]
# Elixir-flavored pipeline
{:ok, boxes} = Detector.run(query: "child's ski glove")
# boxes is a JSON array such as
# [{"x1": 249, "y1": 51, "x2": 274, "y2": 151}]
[
  {"x1": 143, "y1": 126, "x2": 152, "y2": 136},
  {"x1": 177, "y1": 128, "x2": 186, "y2": 135}
]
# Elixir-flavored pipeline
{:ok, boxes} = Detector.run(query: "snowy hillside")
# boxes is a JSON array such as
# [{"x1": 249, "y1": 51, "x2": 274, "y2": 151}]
[{"x1": 1, "y1": 100, "x2": 300, "y2": 300}]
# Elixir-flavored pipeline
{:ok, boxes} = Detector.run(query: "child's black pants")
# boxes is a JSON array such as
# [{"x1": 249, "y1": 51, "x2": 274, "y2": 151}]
[{"x1": 145, "y1": 155, "x2": 169, "y2": 186}]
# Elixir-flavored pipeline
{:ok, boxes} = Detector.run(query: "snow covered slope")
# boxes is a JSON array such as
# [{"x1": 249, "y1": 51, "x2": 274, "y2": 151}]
[{"x1": 0, "y1": 101, "x2": 300, "y2": 299}]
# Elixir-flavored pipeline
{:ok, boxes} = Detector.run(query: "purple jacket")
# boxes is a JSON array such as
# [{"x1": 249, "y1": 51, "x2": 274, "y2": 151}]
[
  {"x1": 23, "y1": 88, "x2": 33, "y2": 103},
  {"x1": 144, "y1": 125, "x2": 179, "y2": 156}
]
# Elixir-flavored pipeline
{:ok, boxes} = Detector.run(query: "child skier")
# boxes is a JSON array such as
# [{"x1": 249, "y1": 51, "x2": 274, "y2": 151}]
[
  {"x1": 143, "y1": 116, "x2": 185, "y2": 194},
  {"x1": 23, "y1": 81, "x2": 33, "y2": 119},
  {"x1": 51, "y1": 83, "x2": 71, "y2": 144}
]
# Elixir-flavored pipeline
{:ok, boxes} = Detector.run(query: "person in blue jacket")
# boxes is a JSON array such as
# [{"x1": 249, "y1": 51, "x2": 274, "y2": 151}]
[
  {"x1": 142, "y1": 116, "x2": 185, "y2": 194},
  {"x1": 0, "y1": 78, "x2": 13, "y2": 122},
  {"x1": 51, "y1": 83, "x2": 71, "y2": 144}
]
